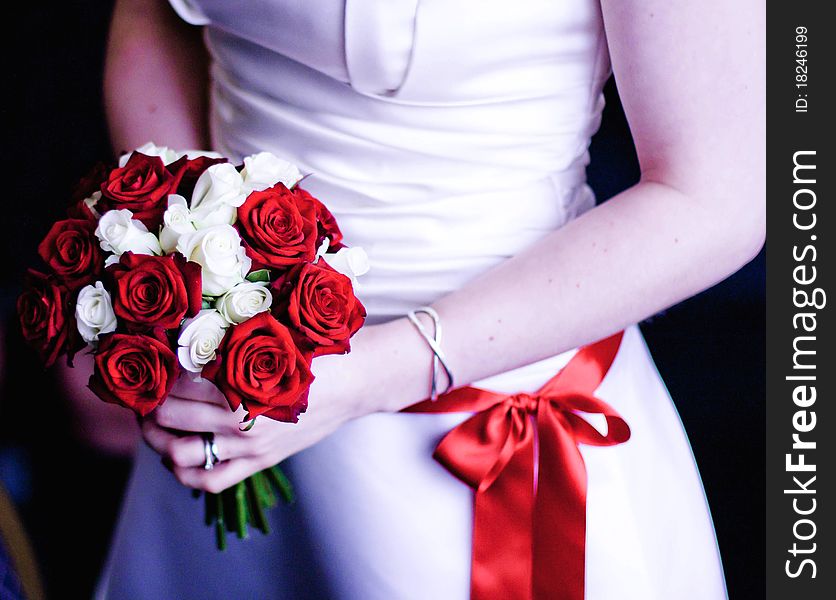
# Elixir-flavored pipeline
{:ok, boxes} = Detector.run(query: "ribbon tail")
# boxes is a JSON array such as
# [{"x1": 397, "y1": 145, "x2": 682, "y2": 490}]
[
  {"x1": 532, "y1": 409, "x2": 588, "y2": 600},
  {"x1": 471, "y1": 423, "x2": 536, "y2": 600}
]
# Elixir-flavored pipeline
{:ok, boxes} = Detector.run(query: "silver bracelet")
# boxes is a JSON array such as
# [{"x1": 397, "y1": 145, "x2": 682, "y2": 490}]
[{"x1": 406, "y1": 306, "x2": 455, "y2": 401}]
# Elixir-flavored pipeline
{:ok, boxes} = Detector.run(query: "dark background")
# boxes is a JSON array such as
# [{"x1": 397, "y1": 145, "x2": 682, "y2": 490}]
[{"x1": 0, "y1": 3, "x2": 764, "y2": 598}]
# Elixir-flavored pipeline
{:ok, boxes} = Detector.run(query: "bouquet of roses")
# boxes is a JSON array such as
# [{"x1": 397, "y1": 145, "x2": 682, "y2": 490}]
[{"x1": 17, "y1": 142, "x2": 368, "y2": 548}]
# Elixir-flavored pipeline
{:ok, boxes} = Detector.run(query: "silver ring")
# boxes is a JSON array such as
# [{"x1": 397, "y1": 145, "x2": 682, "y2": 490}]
[{"x1": 202, "y1": 433, "x2": 220, "y2": 470}]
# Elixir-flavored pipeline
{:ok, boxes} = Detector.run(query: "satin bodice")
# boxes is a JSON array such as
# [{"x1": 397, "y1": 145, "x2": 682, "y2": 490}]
[{"x1": 169, "y1": 0, "x2": 612, "y2": 318}]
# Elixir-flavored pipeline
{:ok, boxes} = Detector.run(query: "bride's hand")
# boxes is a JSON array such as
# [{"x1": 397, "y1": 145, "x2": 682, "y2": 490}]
[{"x1": 141, "y1": 329, "x2": 384, "y2": 494}]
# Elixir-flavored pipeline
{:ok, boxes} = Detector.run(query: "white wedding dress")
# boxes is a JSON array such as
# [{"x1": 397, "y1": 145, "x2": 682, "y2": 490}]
[{"x1": 97, "y1": 1, "x2": 727, "y2": 598}]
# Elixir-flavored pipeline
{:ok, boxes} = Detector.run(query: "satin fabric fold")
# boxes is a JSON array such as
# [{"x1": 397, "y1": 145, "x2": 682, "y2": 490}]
[{"x1": 405, "y1": 332, "x2": 630, "y2": 600}]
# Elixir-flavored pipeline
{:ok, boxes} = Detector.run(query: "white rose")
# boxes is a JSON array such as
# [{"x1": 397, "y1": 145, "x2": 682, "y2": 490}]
[
  {"x1": 95, "y1": 209, "x2": 162, "y2": 259},
  {"x1": 159, "y1": 195, "x2": 196, "y2": 254},
  {"x1": 176, "y1": 224, "x2": 252, "y2": 296},
  {"x1": 177, "y1": 309, "x2": 228, "y2": 373},
  {"x1": 314, "y1": 237, "x2": 331, "y2": 262},
  {"x1": 190, "y1": 163, "x2": 247, "y2": 228},
  {"x1": 322, "y1": 247, "x2": 370, "y2": 286},
  {"x1": 118, "y1": 142, "x2": 181, "y2": 167},
  {"x1": 241, "y1": 152, "x2": 303, "y2": 191},
  {"x1": 216, "y1": 281, "x2": 272, "y2": 325},
  {"x1": 82, "y1": 191, "x2": 102, "y2": 220},
  {"x1": 75, "y1": 281, "x2": 117, "y2": 343},
  {"x1": 182, "y1": 149, "x2": 225, "y2": 160},
  {"x1": 118, "y1": 143, "x2": 224, "y2": 167}
]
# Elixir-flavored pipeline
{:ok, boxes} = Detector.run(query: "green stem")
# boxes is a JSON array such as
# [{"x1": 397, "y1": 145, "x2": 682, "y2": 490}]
[
  {"x1": 201, "y1": 466, "x2": 295, "y2": 550},
  {"x1": 204, "y1": 491, "x2": 215, "y2": 527},
  {"x1": 222, "y1": 488, "x2": 238, "y2": 534},
  {"x1": 253, "y1": 471, "x2": 276, "y2": 509},
  {"x1": 245, "y1": 476, "x2": 270, "y2": 535},
  {"x1": 234, "y1": 482, "x2": 249, "y2": 539},
  {"x1": 260, "y1": 471, "x2": 277, "y2": 508},
  {"x1": 266, "y1": 465, "x2": 295, "y2": 504},
  {"x1": 214, "y1": 492, "x2": 227, "y2": 551}
]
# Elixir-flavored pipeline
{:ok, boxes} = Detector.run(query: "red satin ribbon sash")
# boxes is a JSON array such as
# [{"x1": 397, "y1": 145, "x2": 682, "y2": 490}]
[{"x1": 404, "y1": 332, "x2": 630, "y2": 600}]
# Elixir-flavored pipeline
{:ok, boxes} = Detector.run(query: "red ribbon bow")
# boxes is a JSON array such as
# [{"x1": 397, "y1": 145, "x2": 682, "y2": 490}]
[{"x1": 405, "y1": 332, "x2": 630, "y2": 599}]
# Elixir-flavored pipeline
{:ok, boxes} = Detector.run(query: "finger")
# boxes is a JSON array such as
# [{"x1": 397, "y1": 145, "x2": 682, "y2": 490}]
[
  {"x1": 173, "y1": 457, "x2": 266, "y2": 494},
  {"x1": 152, "y1": 397, "x2": 239, "y2": 435},
  {"x1": 169, "y1": 376, "x2": 228, "y2": 406},
  {"x1": 141, "y1": 419, "x2": 196, "y2": 462},
  {"x1": 142, "y1": 421, "x2": 259, "y2": 468}
]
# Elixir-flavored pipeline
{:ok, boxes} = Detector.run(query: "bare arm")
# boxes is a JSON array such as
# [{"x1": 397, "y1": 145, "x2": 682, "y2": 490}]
[{"x1": 104, "y1": 0, "x2": 210, "y2": 153}]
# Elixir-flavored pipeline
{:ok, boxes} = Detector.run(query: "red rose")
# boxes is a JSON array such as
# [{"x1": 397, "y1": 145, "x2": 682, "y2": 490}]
[
  {"x1": 17, "y1": 270, "x2": 78, "y2": 367},
  {"x1": 273, "y1": 261, "x2": 366, "y2": 356},
  {"x1": 99, "y1": 152, "x2": 175, "y2": 228},
  {"x1": 167, "y1": 154, "x2": 228, "y2": 198},
  {"x1": 89, "y1": 332, "x2": 179, "y2": 416},
  {"x1": 296, "y1": 187, "x2": 344, "y2": 251},
  {"x1": 202, "y1": 312, "x2": 314, "y2": 422},
  {"x1": 109, "y1": 252, "x2": 202, "y2": 331},
  {"x1": 236, "y1": 184, "x2": 318, "y2": 269},
  {"x1": 66, "y1": 197, "x2": 99, "y2": 222},
  {"x1": 37, "y1": 219, "x2": 103, "y2": 288},
  {"x1": 70, "y1": 161, "x2": 110, "y2": 205}
]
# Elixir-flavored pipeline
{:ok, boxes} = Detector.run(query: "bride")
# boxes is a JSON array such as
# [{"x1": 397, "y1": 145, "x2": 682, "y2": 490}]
[{"x1": 94, "y1": 0, "x2": 763, "y2": 598}]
